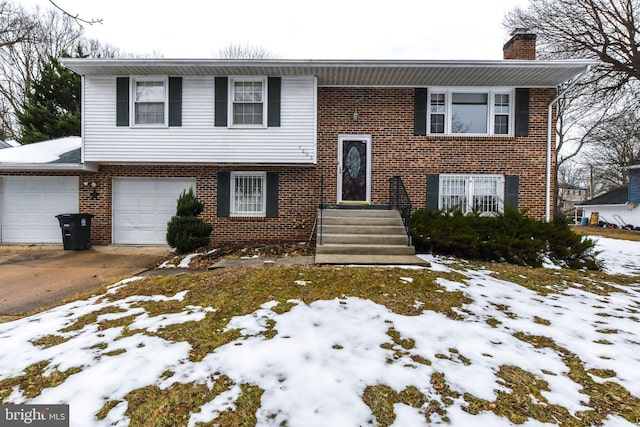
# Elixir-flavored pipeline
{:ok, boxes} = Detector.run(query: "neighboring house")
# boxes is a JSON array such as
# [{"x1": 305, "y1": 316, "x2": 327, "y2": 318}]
[
  {"x1": 576, "y1": 165, "x2": 640, "y2": 229},
  {"x1": 558, "y1": 184, "x2": 588, "y2": 214},
  {"x1": 0, "y1": 30, "x2": 593, "y2": 246}
]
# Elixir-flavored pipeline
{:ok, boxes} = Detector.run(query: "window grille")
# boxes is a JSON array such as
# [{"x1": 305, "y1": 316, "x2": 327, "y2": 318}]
[
  {"x1": 231, "y1": 172, "x2": 265, "y2": 216},
  {"x1": 440, "y1": 174, "x2": 504, "y2": 214}
]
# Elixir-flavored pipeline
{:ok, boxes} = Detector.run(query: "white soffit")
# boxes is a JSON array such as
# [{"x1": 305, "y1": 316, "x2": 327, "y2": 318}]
[{"x1": 62, "y1": 59, "x2": 595, "y2": 88}]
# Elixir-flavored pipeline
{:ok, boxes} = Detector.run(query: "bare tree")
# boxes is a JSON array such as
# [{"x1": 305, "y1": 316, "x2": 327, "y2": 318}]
[
  {"x1": 505, "y1": 0, "x2": 640, "y2": 98},
  {"x1": 0, "y1": 5, "x2": 83, "y2": 139},
  {"x1": 505, "y1": 0, "x2": 640, "y2": 207},
  {"x1": 217, "y1": 43, "x2": 279, "y2": 59},
  {"x1": 47, "y1": 0, "x2": 102, "y2": 27},
  {"x1": 583, "y1": 110, "x2": 640, "y2": 191},
  {"x1": 0, "y1": 1, "x2": 36, "y2": 49}
]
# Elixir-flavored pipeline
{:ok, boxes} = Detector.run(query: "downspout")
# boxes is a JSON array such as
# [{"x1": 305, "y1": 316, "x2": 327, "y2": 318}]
[{"x1": 546, "y1": 65, "x2": 591, "y2": 222}]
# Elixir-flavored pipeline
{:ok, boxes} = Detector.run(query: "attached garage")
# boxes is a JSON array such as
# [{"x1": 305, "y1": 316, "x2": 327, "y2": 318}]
[
  {"x1": 1, "y1": 176, "x2": 79, "y2": 243},
  {"x1": 112, "y1": 177, "x2": 196, "y2": 244}
]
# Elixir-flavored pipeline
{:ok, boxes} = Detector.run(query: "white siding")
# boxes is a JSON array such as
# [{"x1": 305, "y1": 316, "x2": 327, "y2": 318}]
[
  {"x1": 580, "y1": 205, "x2": 640, "y2": 228},
  {"x1": 83, "y1": 76, "x2": 317, "y2": 164}
]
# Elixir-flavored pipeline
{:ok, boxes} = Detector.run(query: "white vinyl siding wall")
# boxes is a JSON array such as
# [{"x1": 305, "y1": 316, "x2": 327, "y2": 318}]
[{"x1": 82, "y1": 76, "x2": 317, "y2": 164}]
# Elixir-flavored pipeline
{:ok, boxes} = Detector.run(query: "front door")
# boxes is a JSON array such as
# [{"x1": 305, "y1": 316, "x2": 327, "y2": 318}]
[{"x1": 338, "y1": 135, "x2": 371, "y2": 203}]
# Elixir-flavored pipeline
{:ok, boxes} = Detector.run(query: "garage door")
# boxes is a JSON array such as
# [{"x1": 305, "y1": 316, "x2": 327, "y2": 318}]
[
  {"x1": 1, "y1": 176, "x2": 79, "y2": 243},
  {"x1": 113, "y1": 178, "x2": 196, "y2": 244}
]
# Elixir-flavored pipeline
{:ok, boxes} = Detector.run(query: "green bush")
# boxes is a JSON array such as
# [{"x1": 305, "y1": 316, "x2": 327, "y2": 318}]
[
  {"x1": 412, "y1": 207, "x2": 601, "y2": 270},
  {"x1": 175, "y1": 187, "x2": 205, "y2": 217},
  {"x1": 166, "y1": 188, "x2": 213, "y2": 254}
]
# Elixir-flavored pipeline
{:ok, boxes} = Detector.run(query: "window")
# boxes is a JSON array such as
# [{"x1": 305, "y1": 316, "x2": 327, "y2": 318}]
[
  {"x1": 231, "y1": 78, "x2": 266, "y2": 126},
  {"x1": 439, "y1": 174, "x2": 504, "y2": 214},
  {"x1": 429, "y1": 93, "x2": 446, "y2": 134},
  {"x1": 426, "y1": 89, "x2": 513, "y2": 136},
  {"x1": 133, "y1": 79, "x2": 167, "y2": 125},
  {"x1": 231, "y1": 172, "x2": 266, "y2": 216},
  {"x1": 493, "y1": 93, "x2": 510, "y2": 135},
  {"x1": 452, "y1": 93, "x2": 488, "y2": 134}
]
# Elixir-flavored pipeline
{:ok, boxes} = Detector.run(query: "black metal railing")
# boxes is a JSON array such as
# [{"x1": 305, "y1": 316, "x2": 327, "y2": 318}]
[
  {"x1": 318, "y1": 174, "x2": 325, "y2": 245},
  {"x1": 389, "y1": 175, "x2": 412, "y2": 246}
]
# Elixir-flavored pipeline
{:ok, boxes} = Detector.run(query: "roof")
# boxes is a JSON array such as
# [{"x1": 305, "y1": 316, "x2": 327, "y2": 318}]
[
  {"x1": 578, "y1": 186, "x2": 628, "y2": 206},
  {"x1": 0, "y1": 140, "x2": 10, "y2": 149},
  {"x1": 0, "y1": 137, "x2": 96, "y2": 171},
  {"x1": 61, "y1": 58, "x2": 595, "y2": 88}
]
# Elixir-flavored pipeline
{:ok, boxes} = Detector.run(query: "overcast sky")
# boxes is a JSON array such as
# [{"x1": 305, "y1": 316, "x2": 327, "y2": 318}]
[{"x1": 19, "y1": 0, "x2": 531, "y2": 59}]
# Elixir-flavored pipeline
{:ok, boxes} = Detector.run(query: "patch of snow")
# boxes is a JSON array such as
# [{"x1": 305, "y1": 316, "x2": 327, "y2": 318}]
[
  {"x1": 0, "y1": 137, "x2": 80, "y2": 163},
  {"x1": 400, "y1": 277, "x2": 414, "y2": 283},
  {"x1": 158, "y1": 260, "x2": 176, "y2": 269},
  {"x1": 179, "y1": 253, "x2": 199, "y2": 268},
  {"x1": 592, "y1": 236, "x2": 640, "y2": 275},
  {"x1": 294, "y1": 280, "x2": 309, "y2": 286}
]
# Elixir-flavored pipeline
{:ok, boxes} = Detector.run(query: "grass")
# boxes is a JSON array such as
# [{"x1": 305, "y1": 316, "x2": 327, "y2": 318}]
[
  {"x1": 1, "y1": 260, "x2": 639, "y2": 426},
  {"x1": 573, "y1": 225, "x2": 640, "y2": 242}
]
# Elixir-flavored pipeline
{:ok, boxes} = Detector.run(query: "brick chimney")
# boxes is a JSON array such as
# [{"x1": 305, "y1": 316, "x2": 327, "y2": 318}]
[{"x1": 503, "y1": 28, "x2": 537, "y2": 60}]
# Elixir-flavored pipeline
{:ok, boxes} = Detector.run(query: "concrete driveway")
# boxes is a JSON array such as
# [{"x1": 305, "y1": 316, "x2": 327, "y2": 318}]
[{"x1": 0, "y1": 245, "x2": 170, "y2": 320}]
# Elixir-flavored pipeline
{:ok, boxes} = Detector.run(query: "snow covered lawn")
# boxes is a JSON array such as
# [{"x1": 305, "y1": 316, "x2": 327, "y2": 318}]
[{"x1": 0, "y1": 237, "x2": 639, "y2": 426}]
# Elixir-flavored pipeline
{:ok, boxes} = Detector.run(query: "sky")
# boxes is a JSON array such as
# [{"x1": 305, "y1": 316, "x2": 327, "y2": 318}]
[
  {"x1": 0, "y1": 236, "x2": 638, "y2": 426},
  {"x1": 17, "y1": 0, "x2": 531, "y2": 60}
]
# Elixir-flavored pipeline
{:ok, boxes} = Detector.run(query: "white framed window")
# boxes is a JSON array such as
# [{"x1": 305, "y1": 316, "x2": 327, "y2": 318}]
[
  {"x1": 230, "y1": 77, "x2": 266, "y2": 126},
  {"x1": 427, "y1": 88, "x2": 514, "y2": 136},
  {"x1": 493, "y1": 93, "x2": 511, "y2": 135},
  {"x1": 132, "y1": 77, "x2": 167, "y2": 126},
  {"x1": 429, "y1": 92, "x2": 446, "y2": 134},
  {"x1": 231, "y1": 172, "x2": 266, "y2": 216},
  {"x1": 439, "y1": 174, "x2": 504, "y2": 214}
]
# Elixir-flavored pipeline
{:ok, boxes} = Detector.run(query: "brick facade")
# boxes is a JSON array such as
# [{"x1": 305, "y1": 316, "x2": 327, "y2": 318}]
[{"x1": 317, "y1": 87, "x2": 556, "y2": 220}]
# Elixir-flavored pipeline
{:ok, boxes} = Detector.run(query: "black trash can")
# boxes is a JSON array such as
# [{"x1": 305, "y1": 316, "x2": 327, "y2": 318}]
[{"x1": 55, "y1": 213, "x2": 93, "y2": 250}]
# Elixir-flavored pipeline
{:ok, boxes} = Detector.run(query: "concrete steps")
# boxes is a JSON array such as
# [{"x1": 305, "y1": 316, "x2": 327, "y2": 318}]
[{"x1": 316, "y1": 208, "x2": 425, "y2": 265}]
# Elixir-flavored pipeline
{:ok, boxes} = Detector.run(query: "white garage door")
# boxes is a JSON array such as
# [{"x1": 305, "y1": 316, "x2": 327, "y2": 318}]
[
  {"x1": 1, "y1": 176, "x2": 79, "y2": 243},
  {"x1": 113, "y1": 178, "x2": 196, "y2": 244}
]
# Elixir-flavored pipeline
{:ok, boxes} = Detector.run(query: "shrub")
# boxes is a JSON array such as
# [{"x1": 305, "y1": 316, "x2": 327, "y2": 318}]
[
  {"x1": 412, "y1": 207, "x2": 601, "y2": 270},
  {"x1": 166, "y1": 188, "x2": 213, "y2": 254}
]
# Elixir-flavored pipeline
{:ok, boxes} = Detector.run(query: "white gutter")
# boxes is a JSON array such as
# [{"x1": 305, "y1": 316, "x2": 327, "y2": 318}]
[{"x1": 546, "y1": 65, "x2": 592, "y2": 222}]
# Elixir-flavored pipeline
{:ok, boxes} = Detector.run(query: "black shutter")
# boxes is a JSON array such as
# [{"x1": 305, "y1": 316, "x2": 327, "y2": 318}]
[
  {"x1": 168, "y1": 77, "x2": 182, "y2": 127},
  {"x1": 266, "y1": 172, "x2": 279, "y2": 218},
  {"x1": 267, "y1": 77, "x2": 281, "y2": 127},
  {"x1": 215, "y1": 77, "x2": 228, "y2": 127},
  {"x1": 116, "y1": 77, "x2": 129, "y2": 126},
  {"x1": 515, "y1": 88, "x2": 530, "y2": 137},
  {"x1": 426, "y1": 174, "x2": 440, "y2": 211},
  {"x1": 505, "y1": 175, "x2": 520, "y2": 209},
  {"x1": 217, "y1": 171, "x2": 230, "y2": 217},
  {"x1": 414, "y1": 88, "x2": 427, "y2": 136}
]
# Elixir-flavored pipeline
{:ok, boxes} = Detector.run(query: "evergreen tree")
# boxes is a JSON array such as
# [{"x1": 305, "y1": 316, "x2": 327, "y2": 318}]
[
  {"x1": 166, "y1": 188, "x2": 213, "y2": 253},
  {"x1": 16, "y1": 54, "x2": 80, "y2": 144}
]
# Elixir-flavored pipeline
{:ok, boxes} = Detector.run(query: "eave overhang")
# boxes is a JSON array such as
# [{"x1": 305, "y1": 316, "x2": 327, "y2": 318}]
[
  {"x1": 61, "y1": 58, "x2": 596, "y2": 88},
  {"x1": 0, "y1": 162, "x2": 98, "y2": 172}
]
